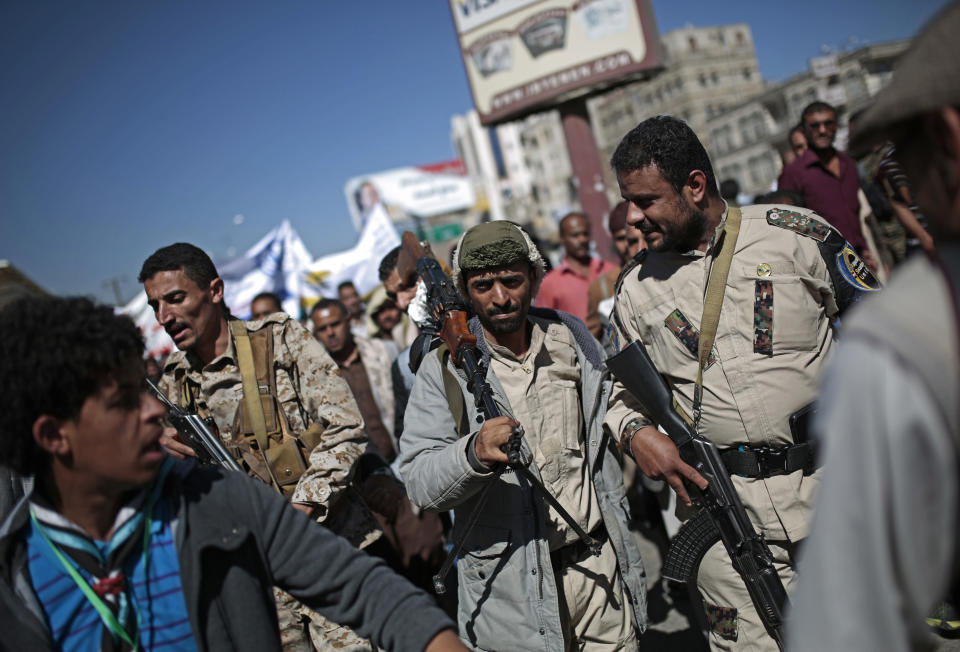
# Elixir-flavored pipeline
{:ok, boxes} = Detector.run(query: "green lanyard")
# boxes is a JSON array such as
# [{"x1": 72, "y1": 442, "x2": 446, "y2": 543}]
[{"x1": 30, "y1": 504, "x2": 154, "y2": 650}]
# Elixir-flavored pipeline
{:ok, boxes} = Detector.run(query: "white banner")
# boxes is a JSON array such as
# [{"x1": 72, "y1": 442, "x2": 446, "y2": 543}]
[
  {"x1": 301, "y1": 203, "x2": 400, "y2": 309},
  {"x1": 120, "y1": 220, "x2": 314, "y2": 357},
  {"x1": 117, "y1": 291, "x2": 175, "y2": 361},
  {"x1": 344, "y1": 160, "x2": 475, "y2": 231},
  {"x1": 219, "y1": 220, "x2": 314, "y2": 319}
]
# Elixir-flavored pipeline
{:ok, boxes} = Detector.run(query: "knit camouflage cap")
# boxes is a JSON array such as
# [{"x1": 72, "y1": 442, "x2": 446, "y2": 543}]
[{"x1": 452, "y1": 221, "x2": 546, "y2": 297}]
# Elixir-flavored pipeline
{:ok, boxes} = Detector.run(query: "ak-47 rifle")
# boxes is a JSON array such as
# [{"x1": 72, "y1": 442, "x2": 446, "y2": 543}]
[
  {"x1": 146, "y1": 378, "x2": 243, "y2": 473},
  {"x1": 396, "y1": 231, "x2": 601, "y2": 594},
  {"x1": 607, "y1": 341, "x2": 787, "y2": 650}
]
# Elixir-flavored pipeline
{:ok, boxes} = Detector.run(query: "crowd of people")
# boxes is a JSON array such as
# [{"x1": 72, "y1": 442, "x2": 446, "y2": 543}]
[{"x1": 1, "y1": 4, "x2": 958, "y2": 651}]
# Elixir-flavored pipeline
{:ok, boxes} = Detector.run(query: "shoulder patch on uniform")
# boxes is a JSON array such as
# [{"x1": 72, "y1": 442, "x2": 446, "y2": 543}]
[
  {"x1": 765, "y1": 208, "x2": 831, "y2": 242},
  {"x1": 834, "y1": 242, "x2": 881, "y2": 292}
]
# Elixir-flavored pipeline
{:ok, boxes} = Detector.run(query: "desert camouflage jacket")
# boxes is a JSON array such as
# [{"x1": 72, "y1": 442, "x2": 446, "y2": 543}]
[{"x1": 158, "y1": 313, "x2": 375, "y2": 539}]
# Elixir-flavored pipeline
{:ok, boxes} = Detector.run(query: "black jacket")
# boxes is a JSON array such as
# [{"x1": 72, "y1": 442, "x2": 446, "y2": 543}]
[{"x1": 0, "y1": 460, "x2": 454, "y2": 651}]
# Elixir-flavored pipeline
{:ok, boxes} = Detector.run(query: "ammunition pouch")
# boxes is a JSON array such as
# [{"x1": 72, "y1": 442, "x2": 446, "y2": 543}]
[{"x1": 264, "y1": 435, "x2": 307, "y2": 495}]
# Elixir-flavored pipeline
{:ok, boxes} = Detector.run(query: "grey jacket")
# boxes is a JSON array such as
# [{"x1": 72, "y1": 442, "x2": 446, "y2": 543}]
[
  {"x1": 399, "y1": 308, "x2": 647, "y2": 651},
  {"x1": 0, "y1": 460, "x2": 454, "y2": 652}
]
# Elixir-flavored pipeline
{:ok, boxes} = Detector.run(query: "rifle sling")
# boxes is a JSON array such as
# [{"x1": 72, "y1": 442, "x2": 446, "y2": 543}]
[
  {"x1": 436, "y1": 344, "x2": 469, "y2": 438},
  {"x1": 230, "y1": 320, "x2": 284, "y2": 493},
  {"x1": 694, "y1": 206, "x2": 742, "y2": 426}
]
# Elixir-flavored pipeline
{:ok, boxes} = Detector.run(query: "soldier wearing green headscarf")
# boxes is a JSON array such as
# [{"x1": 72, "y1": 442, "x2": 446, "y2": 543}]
[{"x1": 399, "y1": 221, "x2": 647, "y2": 651}]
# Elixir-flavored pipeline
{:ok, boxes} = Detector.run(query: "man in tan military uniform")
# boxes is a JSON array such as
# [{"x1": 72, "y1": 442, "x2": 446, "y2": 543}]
[
  {"x1": 603, "y1": 116, "x2": 877, "y2": 651},
  {"x1": 139, "y1": 242, "x2": 379, "y2": 652}
]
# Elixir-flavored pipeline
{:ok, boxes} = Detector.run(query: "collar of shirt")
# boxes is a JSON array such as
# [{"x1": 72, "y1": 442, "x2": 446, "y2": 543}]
[
  {"x1": 558, "y1": 255, "x2": 605, "y2": 279},
  {"x1": 335, "y1": 344, "x2": 362, "y2": 370},
  {"x1": 678, "y1": 201, "x2": 729, "y2": 260},
  {"x1": 799, "y1": 147, "x2": 854, "y2": 178},
  {"x1": 486, "y1": 318, "x2": 546, "y2": 366},
  {"x1": 183, "y1": 328, "x2": 238, "y2": 373}
]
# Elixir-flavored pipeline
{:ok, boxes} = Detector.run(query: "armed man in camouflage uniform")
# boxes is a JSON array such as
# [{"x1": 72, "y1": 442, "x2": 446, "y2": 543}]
[
  {"x1": 140, "y1": 243, "x2": 379, "y2": 652},
  {"x1": 604, "y1": 117, "x2": 878, "y2": 651}
]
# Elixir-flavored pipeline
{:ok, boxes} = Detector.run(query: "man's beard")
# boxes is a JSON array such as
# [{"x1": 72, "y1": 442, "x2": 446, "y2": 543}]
[
  {"x1": 645, "y1": 198, "x2": 709, "y2": 253},
  {"x1": 478, "y1": 302, "x2": 528, "y2": 335}
]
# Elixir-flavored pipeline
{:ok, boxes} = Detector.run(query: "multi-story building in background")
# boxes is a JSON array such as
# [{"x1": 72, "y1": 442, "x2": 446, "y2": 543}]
[
  {"x1": 452, "y1": 23, "x2": 765, "y2": 238},
  {"x1": 588, "y1": 23, "x2": 765, "y2": 201},
  {"x1": 450, "y1": 25, "x2": 909, "y2": 244},
  {"x1": 500, "y1": 110, "x2": 576, "y2": 236},
  {"x1": 708, "y1": 40, "x2": 910, "y2": 197},
  {"x1": 453, "y1": 108, "x2": 576, "y2": 237}
]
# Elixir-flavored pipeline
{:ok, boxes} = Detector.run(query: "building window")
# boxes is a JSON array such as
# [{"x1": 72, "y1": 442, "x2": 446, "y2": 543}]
[
  {"x1": 689, "y1": 36, "x2": 697, "y2": 51},
  {"x1": 711, "y1": 71, "x2": 719, "y2": 85},
  {"x1": 699, "y1": 73, "x2": 707, "y2": 87},
  {"x1": 736, "y1": 32, "x2": 745, "y2": 45},
  {"x1": 743, "y1": 68, "x2": 752, "y2": 80}
]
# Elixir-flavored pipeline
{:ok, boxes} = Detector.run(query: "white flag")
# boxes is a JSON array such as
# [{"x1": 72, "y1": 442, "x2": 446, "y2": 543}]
[
  {"x1": 219, "y1": 220, "x2": 314, "y2": 319},
  {"x1": 301, "y1": 203, "x2": 400, "y2": 309},
  {"x1": 120, "y1": 220, "x2": 313, "y2": 357},
  {"x1": 117, "y1": 291, "x2": 175, "y2": 361}
]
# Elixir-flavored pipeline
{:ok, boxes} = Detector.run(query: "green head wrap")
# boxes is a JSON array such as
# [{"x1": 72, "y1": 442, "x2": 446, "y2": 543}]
[{"x1": 452, "y1": 221, "x2": 547, "y2": 298}]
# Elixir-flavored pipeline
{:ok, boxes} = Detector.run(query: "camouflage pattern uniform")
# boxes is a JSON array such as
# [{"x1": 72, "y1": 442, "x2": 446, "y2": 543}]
[
  {"x1": 606, "y1": 204, "x2": 876, "y2": 652},
  {"x1": 159, "y1": 312, "x2": 379, "y2": 651}
]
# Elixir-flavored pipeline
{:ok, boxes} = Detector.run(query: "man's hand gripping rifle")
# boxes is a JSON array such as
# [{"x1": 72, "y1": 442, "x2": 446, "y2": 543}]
[
  {"x1": 607, "y1": 341, "x2": 787, "y2": 650},
  {"x1": 145, "y1": 378, "x2": 243, "y2": 473},
  {"x1": 396, "y1": 232, "x2": 602, "y2": 595}
]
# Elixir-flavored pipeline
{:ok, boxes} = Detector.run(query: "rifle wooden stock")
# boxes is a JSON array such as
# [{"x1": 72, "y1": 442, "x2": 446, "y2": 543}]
[
  {"x1": 397, "y1": 231, "x2": 424, "y2": 287},
  {"x1": 438, "y1": 309, "x2": 476, "y2": 362}
]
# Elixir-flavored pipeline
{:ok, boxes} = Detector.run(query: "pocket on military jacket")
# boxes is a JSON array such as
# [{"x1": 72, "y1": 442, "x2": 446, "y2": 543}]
[
  {"x1": 740, "y1": 262, "x2": 818, "y2": 352},
  {"x1": 461, "y1": 525, "x2": 512, "y2": 585},
  {"x1": 266, "y1": 437, "x2": 306, "y2": 488}
]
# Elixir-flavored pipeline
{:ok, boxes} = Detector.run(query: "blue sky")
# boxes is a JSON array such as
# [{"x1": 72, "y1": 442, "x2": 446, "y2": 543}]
[{"x1": 1, "y1": 0, "x2": 948, "y2": 304}]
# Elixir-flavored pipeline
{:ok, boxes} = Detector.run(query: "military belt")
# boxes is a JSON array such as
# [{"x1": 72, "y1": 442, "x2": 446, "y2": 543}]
[
  {"x1": 720, "y1": 443, "x2": 817, "y2": 478},
  {"x1": 550, "y1": 524, "x2": 607, "y2": 570}
]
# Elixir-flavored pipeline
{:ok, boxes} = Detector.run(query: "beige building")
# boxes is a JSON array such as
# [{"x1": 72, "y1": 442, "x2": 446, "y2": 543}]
[
  {"x1": 449, "y1": 23, "x2": 908, "y2": 246},
  {"x1": 708, "y1": 40, "x2": 910, "y2": 197},
  {"x1": 453, "y1": 23, "x2": 765, "y2": 240},
  {"x1": 588, "y1": 23, "x2": 765, "y2": 199}
]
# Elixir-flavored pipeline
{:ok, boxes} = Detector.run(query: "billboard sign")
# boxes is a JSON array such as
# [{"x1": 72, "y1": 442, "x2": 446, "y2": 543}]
[
  {"x1": 450, "y1": 0, "x2": 662, "y2": 125},
  {"x1": 344, "y1": 160, "x2": 476, "y2": 231}
]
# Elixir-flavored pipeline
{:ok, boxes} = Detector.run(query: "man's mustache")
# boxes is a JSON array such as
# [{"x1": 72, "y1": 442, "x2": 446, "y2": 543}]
[{"x1": 486, "y1": 304, "x2": 519, "y2": 317}]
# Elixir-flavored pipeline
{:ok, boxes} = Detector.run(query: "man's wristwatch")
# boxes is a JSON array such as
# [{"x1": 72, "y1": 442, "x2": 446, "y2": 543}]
[{"x1": 620, "y1": 416, "x2": 653, "y2": 462}]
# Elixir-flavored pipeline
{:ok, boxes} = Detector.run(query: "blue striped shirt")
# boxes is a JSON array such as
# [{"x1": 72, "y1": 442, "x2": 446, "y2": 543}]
[{"x1": 27, "y1": 493, "x2": 197, "y2": 651}]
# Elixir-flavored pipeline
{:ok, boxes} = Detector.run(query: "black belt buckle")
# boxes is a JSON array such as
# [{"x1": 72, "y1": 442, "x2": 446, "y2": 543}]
[{"x1": 755, "y1": 446, "x2": 788, "y2": 476}]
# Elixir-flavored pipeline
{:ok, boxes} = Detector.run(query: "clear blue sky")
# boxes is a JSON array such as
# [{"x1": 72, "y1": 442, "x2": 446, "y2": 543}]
[{"x1": 1, "y1": 0, "x2": 948, "y2": 304}]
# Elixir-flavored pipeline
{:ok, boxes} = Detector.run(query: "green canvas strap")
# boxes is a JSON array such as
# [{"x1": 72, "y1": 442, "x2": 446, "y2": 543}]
[
  {"x1": 694, "y1": 206, "x2": 742, "y2": 427},
  {"x1": 229, "y1": 320, "x2": 283, "y2": 492},
  {"x1": 436, "y1": 345, "x2": 469, "y2": 438}
]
